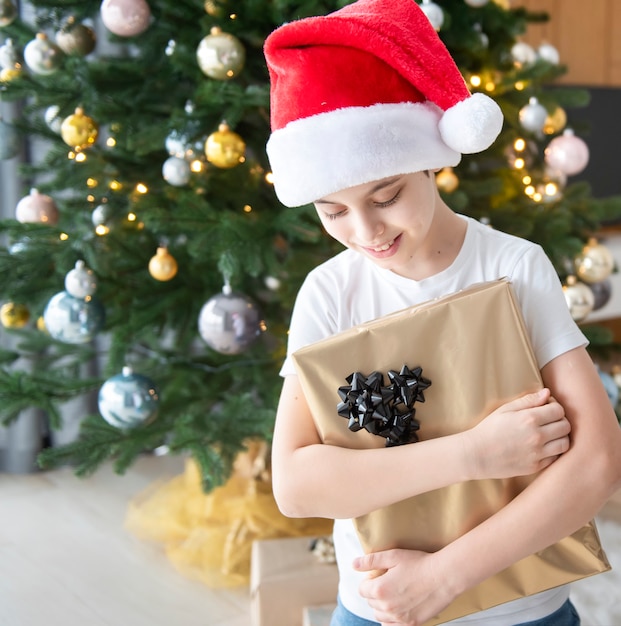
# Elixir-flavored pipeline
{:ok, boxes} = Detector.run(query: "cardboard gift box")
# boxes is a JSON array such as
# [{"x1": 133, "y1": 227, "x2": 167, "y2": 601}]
[
  {"x1": 250, "y1": 536, "x2": 338, "y2": 626},
  {"x1": 292, "y1": 279, "x2": 610, "y2": 625}
]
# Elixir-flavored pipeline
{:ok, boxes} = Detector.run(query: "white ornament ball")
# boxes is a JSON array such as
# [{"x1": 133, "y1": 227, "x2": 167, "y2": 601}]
[
  {"x1": 538, "y1": 43, "x2": 560, "y2": 65},
  {"x1": 100, "y1": 0, "x2": 151, "y2": 37},
  {"x1": 198, "y1": 287, "x2": 263, "y2": 354},
  {"x1": 43, "y1": 291, "x2": 105, "y2": 344},
  {"x1": 15, "y1": 188, "x2": 59, "y2": 225},
  {"x1": 0, "y1": 38, "x2": 19, "y2": 69},
  {"x1": 165, "y1": 129, "x2": 187, "y2": 157},
  {"x1": 519, "y1": 97, "x2": 548, "y2": 133},
  {"x1": 465, "y1": 0, "x2": 489, "y2": 6},
  {"x1": 98, "y1": 366, "x2": 159, "y2": 429},
  {"x1": 544, "y1": 129, "x2": 589, "y2": 176},
  {"x1": 44, "y1": 105, "x2": 64, "y2": 134},
  {"x1": 196, "y1": 27, "x2": 246, "y2": 80},
  {"x1": 511, "y1": 41, "x2": 537, "y2": 65},
  {"x1": 563, "y1": 277, "x2": 595, "y2": 322},
  {"x1": 419, "y1": 0, "x2": 444, "y2": 31},
  {"x1": 162, "y1": 156, "x2": 191, "y2": 186},
  {"x1": 24, "y1": 33, "x2": 64, "y2": 75},
  {"x1": 65, "y1": 260, "x2": 97, "y2": 298}
]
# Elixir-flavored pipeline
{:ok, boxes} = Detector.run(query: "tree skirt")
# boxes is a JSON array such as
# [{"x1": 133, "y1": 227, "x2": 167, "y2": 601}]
[{"x1": 571, "y1": 516, "x2": 621, "y2": 626}]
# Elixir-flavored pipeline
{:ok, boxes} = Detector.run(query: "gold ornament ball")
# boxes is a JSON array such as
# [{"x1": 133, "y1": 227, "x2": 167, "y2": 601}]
[
  {"x1": 543, "y1": 106, "x2": 567, "y2": 135},
  {"x1": 0, "y1": 66, "x2": 21, "y2": 82},
  {"x1": 436, "y1": 167, "x2": 459, "y2": 193},
  {"x1": 563, "y1": 275, "x2": 594, "y2": 322},
  {"x1": 205, "y1": 123, "x2": 245, "y2": 169},
  {"x1": 0, "y1": 302, "x2": 30, "y2": 328},
  {"x1": 575, "y1": 238, "x2": 615, "y2": 284},
  {"x1": 196, "y1": 27, "x2": 245, "y2": 80},
  {"x1": 56, "y1": 18, "x2": 97, "y2": 56},
  {"x1": 61, "y1": 107, "x2": 99, "y2": 150},
  {"x1": 148, "y1": 246, "x2": 178, "y2": 281}
]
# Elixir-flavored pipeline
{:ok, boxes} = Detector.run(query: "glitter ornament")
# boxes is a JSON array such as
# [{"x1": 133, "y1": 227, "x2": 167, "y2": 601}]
[
  {"x1": 162, "y1": 156, "x2": 191, "y2": 186},
  {"x1": 56, "y1": 17, "x2": 97, "y2": 56},
  {"x1": 574, "y1": 238, "x2": 615, "y2": 284},
  {"x1": 98, "y1": 366, "x2": 159, "y2": 429},
  {"x1": 0, "y1": 302, "x2": 30, "y2": 328},
  {"x1": 198, "y1": 284, "x2": 263, "y2": 354},
  {"x1": 100, "y1": 0, "x2": 151, "y2": 37},
  {"x1": 196, "y1": 27, "x2": 245, "y2": 80},
  {"x1": 24, "y1": 33, "x2": 63, "y2": 75},
  {"x1": 563, "y1": 275, "x2": 594, "y2": 322},
  {"x1": 65, "y1": 260, "x2": 97, "y2": 298},
  {"x1": 544, "y1": 129, "x2": 589, "y2": 176},
  {"x1": 436, "y1": 167, "x2": 459, "y2": 193},
  {"x1": 519, "y1": 97, "x2": 547, "y2": 133},
  {"x1": 148, "y1": 246, "x2": 178, "y2": 281},
  {"x1": 205, "y1": 122, "x2": 245, "y2": 169},
  {"x1": 419, "y1": 0, "x2": 443, "y2": 31},
  {"x1": 43, "y1": 291, "x2": 105, "y2": 344},
  {"x1": 0, "y1": 116, "x2": 19, "y2": 160},
  {"x1": 538, "y1": 43, "x2": 560, "y2": 65},
  {"x1": 61, "y1": 107, "x2": 99, "y2": 150},
  {"x1": 0, "y1": 0, "x2": 17, "y2": 27},
  {"x1": 15, "y1": 188, "x2": 59, "y2": 225},
  {"x1": 511, "y1": 41, "x2": 536, "y2": 66}
]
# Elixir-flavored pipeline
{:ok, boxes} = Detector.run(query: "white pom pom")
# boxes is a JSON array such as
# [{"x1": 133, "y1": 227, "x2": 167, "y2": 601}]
[{"x1": 438, "y1": 93, "x2": 504, "y2": 154}]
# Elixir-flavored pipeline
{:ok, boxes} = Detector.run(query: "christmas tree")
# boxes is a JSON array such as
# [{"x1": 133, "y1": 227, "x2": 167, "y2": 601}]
[{"x1": 0, "y1": 0, "x2": 619, "y2": 487}]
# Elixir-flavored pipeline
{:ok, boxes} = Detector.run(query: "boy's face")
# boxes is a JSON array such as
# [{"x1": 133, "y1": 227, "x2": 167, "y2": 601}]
[{"x1": 314, "y1": 171, "x2": 440, "y2": 279}]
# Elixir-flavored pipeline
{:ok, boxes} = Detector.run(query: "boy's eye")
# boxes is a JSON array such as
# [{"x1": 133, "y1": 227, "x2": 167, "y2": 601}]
[
  {"x1": 325, "y1": 209, "x2": 346, "y2": 221},
  {"x1": 374, "y1": 190, "x2": 401, "y2": 208}
]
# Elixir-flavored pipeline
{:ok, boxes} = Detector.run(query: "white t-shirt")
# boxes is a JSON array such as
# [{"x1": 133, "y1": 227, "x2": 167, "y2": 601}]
[{"x1": 280, "y1": 215, "x2": 587, "y2": 625}]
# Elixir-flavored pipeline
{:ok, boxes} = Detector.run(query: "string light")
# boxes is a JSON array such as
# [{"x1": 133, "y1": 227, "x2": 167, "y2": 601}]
[
  {"x1": 513, "y1": 157, "x2": 525, "y2": 169},
  {"x1": 522, "y1": 175, "x2": 532, "y2": 185},
  {"x1": 135, "y1": 183, "x2": 148, "y2": 194},
  {"x1": 515, "y1": 81, "x2": 526, "y2": 90},
  {"x1": 95, "y1": 224, "x2": 110, "y2": 236},
  {"x1": 190, "y1": 160, "x2": 203, "y2": 173},
  {"x1": 86, "y1": 194, "x2": 95, "y2": 202},
  {"x1": 109, "y1": 180, "x2": 122, "y2": 191},
  {"x1": 86, "y1": 178, "x2": 98, "y2": 188},
  {"x1": 265, "y1": 172, "x2": 274, "y2": 184},
  {"x1": 470, "y1": 74, "x2": 482, "y2": 88},
  {"x1": 59, "y1": 232, "x2": 69, "y2": 241},
  {"x1": 514, "y1": 138, "x2": 526, "y2": 152},
  {"x1": 243, "y1": 204, "x2": 252, "y2": 213},
  {"x1": 127, "y1": 212, "x2": 137, "y2": 222},
  {"x1": 106, "y1": 137, "x2": 116, "y2": 147},
  {"x1": 75, "y1": 152, "x2": 87, "y2": 163}
]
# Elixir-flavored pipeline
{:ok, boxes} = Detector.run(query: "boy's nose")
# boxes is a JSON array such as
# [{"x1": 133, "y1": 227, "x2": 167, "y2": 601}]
[{"x1": 355, "y1": 211, "x2": 384, "y2": 243}]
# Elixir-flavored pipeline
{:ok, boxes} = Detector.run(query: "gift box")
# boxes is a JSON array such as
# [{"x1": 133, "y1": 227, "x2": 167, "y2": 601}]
[
  {"x1": 250, "y1": 536, "x2": 338, "y2": 626},
  {"x1": 292, "y1": 279, "x2": 610, "y2": 624}
]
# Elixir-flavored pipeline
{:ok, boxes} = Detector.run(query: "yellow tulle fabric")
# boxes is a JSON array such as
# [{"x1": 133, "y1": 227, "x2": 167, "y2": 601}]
[{"x1": 125, "y1": 443, "x2": 334, "y2": 588}]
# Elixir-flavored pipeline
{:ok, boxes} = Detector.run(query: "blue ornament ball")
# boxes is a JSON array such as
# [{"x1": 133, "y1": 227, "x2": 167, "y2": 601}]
[
  {"x1": 198, "y1": 288, "x2": 263, "y2": 354},
  {"x1": 98, "y1": 366, "x2": 159, "y2": 429},
  {"x1": 43, "y1": 291, "x2": 105, "y2": 344}
]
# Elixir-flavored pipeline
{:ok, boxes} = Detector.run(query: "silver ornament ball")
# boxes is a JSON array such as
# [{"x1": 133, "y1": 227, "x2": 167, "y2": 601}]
[
  {"x1": 43, "y1": 291, "x2": 105, "y2": 344},
  {"x1": 162, "y1": 156, "x2": 191, "y2": 186}
]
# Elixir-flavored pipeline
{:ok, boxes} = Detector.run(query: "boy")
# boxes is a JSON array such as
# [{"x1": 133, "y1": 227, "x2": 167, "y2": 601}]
[{"x1": 264, "y1": 1, "x2": 621, "y2": 624}]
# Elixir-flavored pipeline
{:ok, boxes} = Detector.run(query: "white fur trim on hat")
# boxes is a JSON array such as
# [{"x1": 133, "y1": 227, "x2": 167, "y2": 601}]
[
  {"x1": 267, "y1": 101, "x2": 461, "y2": 207},
  {"x1": 439, "y1": 93, "x2": 504, "y2": 154}
]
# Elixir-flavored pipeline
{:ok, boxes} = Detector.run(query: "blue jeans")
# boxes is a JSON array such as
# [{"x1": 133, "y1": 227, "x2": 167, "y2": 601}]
[{"x1": 330, "y1": 596, "x2": 581, "y2": 626}]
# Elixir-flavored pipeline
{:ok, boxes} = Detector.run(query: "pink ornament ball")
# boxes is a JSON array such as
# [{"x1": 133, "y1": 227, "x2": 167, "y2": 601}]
[
  {"x1": 544, "y1": 129, "x2": 590, "y2": 176},
  {"x1": 15, "y1": 189, "x2": 60, "y2": 225},
  {"x1": 100, "y1": 0, "x2": 151, "y2": 37}
]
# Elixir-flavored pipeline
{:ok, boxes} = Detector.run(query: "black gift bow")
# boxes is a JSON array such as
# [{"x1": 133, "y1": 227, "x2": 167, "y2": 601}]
[{"x1": 337, "y1": 365, "x2": 431, "y2": 447}]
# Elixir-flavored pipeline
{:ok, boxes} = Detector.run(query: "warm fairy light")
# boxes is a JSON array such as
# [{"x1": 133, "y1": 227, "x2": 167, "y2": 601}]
[
  {"x1": 514, "y1": 138, "x2": 526, "y2": 152},
  {"x1": 190, "y1": 160, "x2": 203, "y2": 172},
  {"x1": 238, "y1": 155, "x2": 246, "y2": 163},
  {"x1": 75, "y1": 152, "x2": 87, "y2": 163},
  {"x1": 68, "y1": 151, "x2": 76, "y2": 160},
  {"x1": 545, "y1": 182, "x2": 558, "y2": 196},
  {"x1": 86, "y1": 194, "x2": 95, "y2": 202},
  {"x1": 515, "y1": 81, "x2": 526, "y2": 91},
  {"x1": 524, "y1": 185, "x2": 535, "y2": 196},
  {"x1": 259, "y1": 320, "x2": 267, "y2": 332},
  {"x1": 522, "y1": 175, "x2": 532, "y2": 185},
  {"x1": 109, "y1": 180, "x2": 122, "y2": 190},
  {"x1": 229, "y1": 13, "x2": 237, "y2": 19},
  {"x1": 485, "y1": 81, "x2": 496, "y2": 92},
  {"x1": 136, "y1": 183, "x2": 148, "y2": 194},
  {"x1": 469, "y1": 74, "x2": 482, "y2": 88},
  {"x1": 86, "y1": 177, "x2": 98, "y2": 187},
  {"x1": 532, "y1": 192, "x2": 543, "y2": 202},
  {"x1": 59, "y1": 232, "x2": 69, "y2": 241},
  {"x1": 265, "y1": 172, "x2": 274, "y2": 184},
  {"x1": 127, "y1": 212, "x2": 137, "y2": 221},
  {"x1": 243, "y1": 204, "x2": 252, "y2": 213},
  {"x1": 106, "y1": 137, "x2": 116, "y2": 147},
  {"x1": 95, "y1": 224, "x2": 110, "y2": 236},
  {"x1": 513, "y1": 158, "x2": 525, "y2": 169},
  {"x1": 226, "y1": 70, "x2": 235, "y2": 78}
]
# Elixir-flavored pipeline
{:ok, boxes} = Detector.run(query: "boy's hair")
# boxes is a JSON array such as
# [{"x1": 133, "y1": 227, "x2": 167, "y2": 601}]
[{"x1": 264, "y1": 0, "x2": 503, "y2": 208}]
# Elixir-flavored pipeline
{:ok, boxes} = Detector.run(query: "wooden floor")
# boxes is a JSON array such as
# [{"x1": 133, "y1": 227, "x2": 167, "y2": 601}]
[
  {"x1": 2, "y1": 453, "x2": 620, "y2": 626},
  {"x1": 1, "y1": 454, "x2": 251, "y2": 626}
]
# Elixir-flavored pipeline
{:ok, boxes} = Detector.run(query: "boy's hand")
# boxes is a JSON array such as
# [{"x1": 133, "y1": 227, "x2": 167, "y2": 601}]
[
  {"x1": 355, "y1": 548, "x2": 454, "y2": 625},
  {"x1": 463, "y1": 388, "x2": 570, "y2": 480}
]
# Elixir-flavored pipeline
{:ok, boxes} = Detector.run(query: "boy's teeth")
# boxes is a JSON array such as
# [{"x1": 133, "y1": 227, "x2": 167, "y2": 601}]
[{"x1": 373, "y1": 240, "x2": 394, "y2": 252}]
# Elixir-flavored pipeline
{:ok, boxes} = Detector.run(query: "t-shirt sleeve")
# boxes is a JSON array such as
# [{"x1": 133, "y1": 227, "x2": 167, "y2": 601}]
[
  {"x1": 510, "y1": 245, "x2": 588, "y2": 369},
  {"x1": 279, "y1": 270, "x2": 338, "y2": 377}
]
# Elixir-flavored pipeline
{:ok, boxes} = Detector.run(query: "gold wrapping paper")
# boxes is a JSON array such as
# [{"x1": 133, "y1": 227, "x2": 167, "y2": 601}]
[{"x1": 292, "y1": 279, "x2": 610, "y2": 624}]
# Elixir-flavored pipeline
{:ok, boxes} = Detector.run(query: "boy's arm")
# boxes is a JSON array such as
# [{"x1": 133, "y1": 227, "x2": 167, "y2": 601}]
[
  {"x1": 356, "y1": 346, "x2": 621, "y2": 624},
  {"x1": 272, "y1": 371, "x2": 570, "y2": 520}
]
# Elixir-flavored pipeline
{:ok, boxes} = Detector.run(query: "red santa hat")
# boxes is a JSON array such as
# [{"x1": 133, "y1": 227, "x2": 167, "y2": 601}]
[{"x1": 264, "y1": 0, "x2": 503, "y2": 207}]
